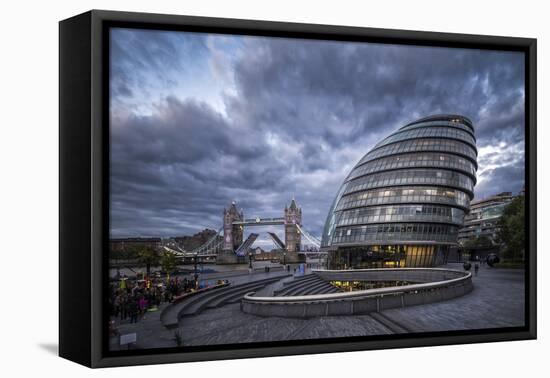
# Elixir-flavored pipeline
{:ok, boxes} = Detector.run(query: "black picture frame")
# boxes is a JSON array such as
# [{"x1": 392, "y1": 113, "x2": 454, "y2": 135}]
[{"x1": 59, "y1": 9, "x2": 537, "y2": 368}]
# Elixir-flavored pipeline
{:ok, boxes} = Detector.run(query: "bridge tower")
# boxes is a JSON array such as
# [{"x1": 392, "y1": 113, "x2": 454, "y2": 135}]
[
  {"x1": 218, "y1": 201, "x2": 243, "y2": 264},
  {"x1": 284, "y1": 198, "x2": 302, "y2": 253}
]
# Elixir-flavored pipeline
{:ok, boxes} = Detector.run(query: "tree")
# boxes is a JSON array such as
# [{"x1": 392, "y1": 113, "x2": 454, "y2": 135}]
[
  {"x1": 110, "y1": 246, "x2": 133, "y2": 262},
  {"x1": 110, "y1": 248, "x2": 122, "y2": 262},
  {"x1": 160, "y1": 251, "x2": 178, "y2": 280},
  {"x1": 461, "y1": 235, "x2": 493, "y2": 261},
  {"x1": 136, "y1": 246, "x2": 160, "y2": 277},
  {"x1": 463, "y1": 235, "x2": 493, "y2": 250},
  {"x1": 496, "y1": 196, "x2": 525, "y2": 262}
]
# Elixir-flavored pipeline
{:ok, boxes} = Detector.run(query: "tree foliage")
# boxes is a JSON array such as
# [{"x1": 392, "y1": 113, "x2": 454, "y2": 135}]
[
  {"x1": 110, "y1": 247, "x2": 134, "y2": 261},
  {"x1": 496, "y1": 196, "x2": 525, "y2": 261},
  {"x1": 160, "y1": 251, "x2": 178, "y2": 277},
  {"x1": 135, "y1": 245, "x2": 160, "y2": 276},
  {"x1": 463, "y1": 235, "x2": 493, "y2": 250}
]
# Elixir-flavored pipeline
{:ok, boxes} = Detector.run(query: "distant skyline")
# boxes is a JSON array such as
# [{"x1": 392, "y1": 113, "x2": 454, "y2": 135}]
[{"x1": 109, "y1": 27, "x2": 525, "y2": 247}]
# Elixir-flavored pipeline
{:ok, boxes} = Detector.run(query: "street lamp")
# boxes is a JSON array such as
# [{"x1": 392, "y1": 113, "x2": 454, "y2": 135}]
[{"x1": 193, "y1": 253, "x2": 199, "y2": 289}]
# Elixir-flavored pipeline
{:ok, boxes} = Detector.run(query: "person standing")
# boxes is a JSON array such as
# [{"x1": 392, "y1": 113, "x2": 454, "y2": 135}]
[
  {"x1": 138, "y1": 295, "x2": 147, "y2": 316},
  {"x1": 128, "y1": 298, "x2": 139, "y2": 323},
  {"x1": 113, "y1": 293, "x2": 121, "y2": 318},
  {"x1": 119, "y1": 294, "x2": 128, "y2": 321},
  {"x1": 474, "y1": 263, "x2": 479, "y2": 276}
]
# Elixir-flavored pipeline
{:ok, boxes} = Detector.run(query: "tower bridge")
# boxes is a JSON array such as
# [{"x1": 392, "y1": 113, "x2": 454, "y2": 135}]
[
  {"x1": 168, "y1": 198, "x2": 324, "y2": 264},
  {"x1": 231, "y1": 217, "x2": 285, "y2": 226},
  {"x1": 218, "y1": 198, "x2": 305, "y2": 264}
]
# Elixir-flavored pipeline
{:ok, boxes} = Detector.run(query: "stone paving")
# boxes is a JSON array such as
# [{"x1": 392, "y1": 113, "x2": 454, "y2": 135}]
[
  {"x1": 110, "y1": 263, "x2": 525, "y2": 350},
  {"x1": 110, "y1": 268, "x2": 297, "y2": 350},
  {"x1": 381, "y1": 263, "x2": 525, "y2": 332},
  {"x1": 178, "y1": 304, "x2": 392, "y2": 346}
]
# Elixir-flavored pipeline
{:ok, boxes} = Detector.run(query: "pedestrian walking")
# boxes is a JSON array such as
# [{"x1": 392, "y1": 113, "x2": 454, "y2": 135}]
[{"x1": 474, "y1": 263, "x2": 479, "y2": 276}]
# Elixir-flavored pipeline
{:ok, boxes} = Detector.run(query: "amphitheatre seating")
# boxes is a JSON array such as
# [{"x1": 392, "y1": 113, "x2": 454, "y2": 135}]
[
  {"x1": 161, "y1": 274, "x2": 290, "y2": 329},
  {"x1": 300, "y1": 280, "x2": 340, "y2": 295},
  {"x1": 274, "y1": 274, "x2": 340, "y2": 296}
]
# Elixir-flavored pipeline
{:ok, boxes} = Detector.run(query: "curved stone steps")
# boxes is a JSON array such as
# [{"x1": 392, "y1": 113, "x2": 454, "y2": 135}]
[
  {"x1": 200, "y1": 277, "x2": 286, "y2": 311},
  {"x1": 207, "y1": 284, "x2": 266, "y2": 307},
  {"x1": 280, "y1": 276, "x2": 331, "y2": 296},
  {"x1": 281, "y1": 274, "x2": 317, "y2": 287},
  {"x1": 275, "y1": 275, "x2": 320, "y2": 296},
  {"x1": 276, "y1": 277, "x2": 318, "y2": 295},
  {"x1": 160, "y1": 285, "x2": 227, "y2": 328},
  {"x1": 283, "y1": 281, "x2": 320, "y2": 296},
  {"x1": 162, "y1": 275, "x2": 289, "y2": 328},
  {"x1": 180, "y1": 276, "x2": 286, "y2": 317},
  {"x1": 295, "y1": 281, "x2": 334, "y2": 295},
  {"x1": 307, "y1": 283, "x2": 340, "y2": 295},
  {"x1": 163, "y1": 290, "x2": 230, "y2": 329}
]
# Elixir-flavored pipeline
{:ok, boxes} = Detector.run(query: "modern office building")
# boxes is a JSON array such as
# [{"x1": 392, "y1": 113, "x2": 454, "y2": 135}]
[
  {"x1": 457, "y1": 191, "x2": 515, "y2": 245},
  {"x1": 321, "y1": 114, "x2": 477, "y2": 268}
]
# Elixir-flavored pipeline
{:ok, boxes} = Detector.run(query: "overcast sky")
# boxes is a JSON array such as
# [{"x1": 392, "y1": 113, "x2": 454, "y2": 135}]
[{"x1": 109, "y1": 27, "x2": 525, "y2": 246}]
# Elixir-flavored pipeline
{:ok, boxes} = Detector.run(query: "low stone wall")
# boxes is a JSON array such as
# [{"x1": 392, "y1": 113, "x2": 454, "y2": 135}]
[{"x1": 241, "y1": 268, "x2": 472, "y2": 318}]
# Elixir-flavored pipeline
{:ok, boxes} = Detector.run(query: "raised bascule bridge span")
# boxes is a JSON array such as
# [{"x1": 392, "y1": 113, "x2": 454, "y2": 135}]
[{"x1": 166, "y1": 198, "x2": 325, "y2": 264}]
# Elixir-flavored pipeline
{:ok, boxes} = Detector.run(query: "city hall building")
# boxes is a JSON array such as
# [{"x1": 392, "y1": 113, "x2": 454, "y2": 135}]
[{"x1": 321, "y1": 114, "x2": 478, "y2": 269}]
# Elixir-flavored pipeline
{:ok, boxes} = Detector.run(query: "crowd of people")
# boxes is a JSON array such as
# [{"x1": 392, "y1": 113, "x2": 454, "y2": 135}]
[{"x1": 108, "y1": 275, "x2": 198, "y2": 328}]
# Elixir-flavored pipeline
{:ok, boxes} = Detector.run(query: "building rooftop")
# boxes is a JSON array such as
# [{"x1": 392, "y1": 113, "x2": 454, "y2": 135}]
[{"x1": 471, "y1": 192, "x2": 514, "y2": 207}]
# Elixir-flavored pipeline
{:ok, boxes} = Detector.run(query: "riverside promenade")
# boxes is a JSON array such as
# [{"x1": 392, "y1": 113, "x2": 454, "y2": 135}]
[
  {"x1": 109, "y1": 266, "x2": 296, "y2": 351},
  {"x1": 110, "y1": 263, "x2": 524, "y2": 350}
]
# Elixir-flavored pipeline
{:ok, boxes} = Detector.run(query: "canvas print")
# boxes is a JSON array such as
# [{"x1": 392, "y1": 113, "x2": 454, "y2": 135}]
[{"x1": 107, "y1": 27, "x2": 526, "y2": 351}]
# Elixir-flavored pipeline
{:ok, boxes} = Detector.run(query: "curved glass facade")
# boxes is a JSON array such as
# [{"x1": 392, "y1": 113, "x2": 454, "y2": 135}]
[
  {"x1": 399, "y1": 120, "x2": 476, "y2": 136},
  {"x1": 344, "y1": 169, "x2": 475, "y2": 197},
  {"x1": 337, "y1": 205, "x2": 465, "y2": 226},
  {"x1": 331, "y1": 223, "x2": 459, "y2": 244},
  {"x1": 335, "y1": 186, "x2": 470, "y2": 211},
  {"x1": 374, "y1": 127, "x2": 476, "y2": 149},
  {"x1": 358, "y1": 138, "x2": 477, "y2": 165},
  {"x1": 348, "y1": 152, "x2": 477, "y2": 180},
  {"x1": 322, "y1": 114, "x2": 477, "y2": 268}
]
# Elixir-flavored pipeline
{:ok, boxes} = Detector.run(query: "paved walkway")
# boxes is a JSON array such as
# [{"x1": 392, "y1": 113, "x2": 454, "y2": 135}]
[
  {"x1": 381, "y1": 263, "x2": 525, "y2": 332},
  {"x1": 110, "y1": 263, "x2": 525, "y2": 350},
  {"x1": 177, "y1": 303, "x2": 392, "y2": 346},
  {"x1": 109, "y1": 268, "x2": 301, "y2": 350}
]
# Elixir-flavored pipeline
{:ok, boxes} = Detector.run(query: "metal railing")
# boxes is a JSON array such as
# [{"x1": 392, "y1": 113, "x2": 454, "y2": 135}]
[{"x1": 243, "y1": 268, "x2": 471, "y2": 303}]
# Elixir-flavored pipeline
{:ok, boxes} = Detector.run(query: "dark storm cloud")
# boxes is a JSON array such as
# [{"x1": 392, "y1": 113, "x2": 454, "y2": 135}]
[
  {"x1": 226, "y1": 39, "x2": 525, "y2": 200},
  {"x1": 475, "y1": 161, "x2": 525, "y2": 200},
  {"x1": 230, "y1": 40, "x2": 524, "y2": 147},
  {"x1": 110, "y1": 96, "x2": 303, "y2": 237},
  {"x1": 110, "y1": 28, "x2": 208, "y2": 100},
  {"x1": 110, "y1": 31, "x2": 525, "y2": 239}
]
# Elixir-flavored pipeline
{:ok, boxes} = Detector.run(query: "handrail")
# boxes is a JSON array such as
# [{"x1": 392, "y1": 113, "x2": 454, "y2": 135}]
[
  {"x1": 312, "y1": 267, "x2": 464, "y2": 273},
  {"x1": 243, "y1": 268, "x2": 471, "y2": 303}
]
